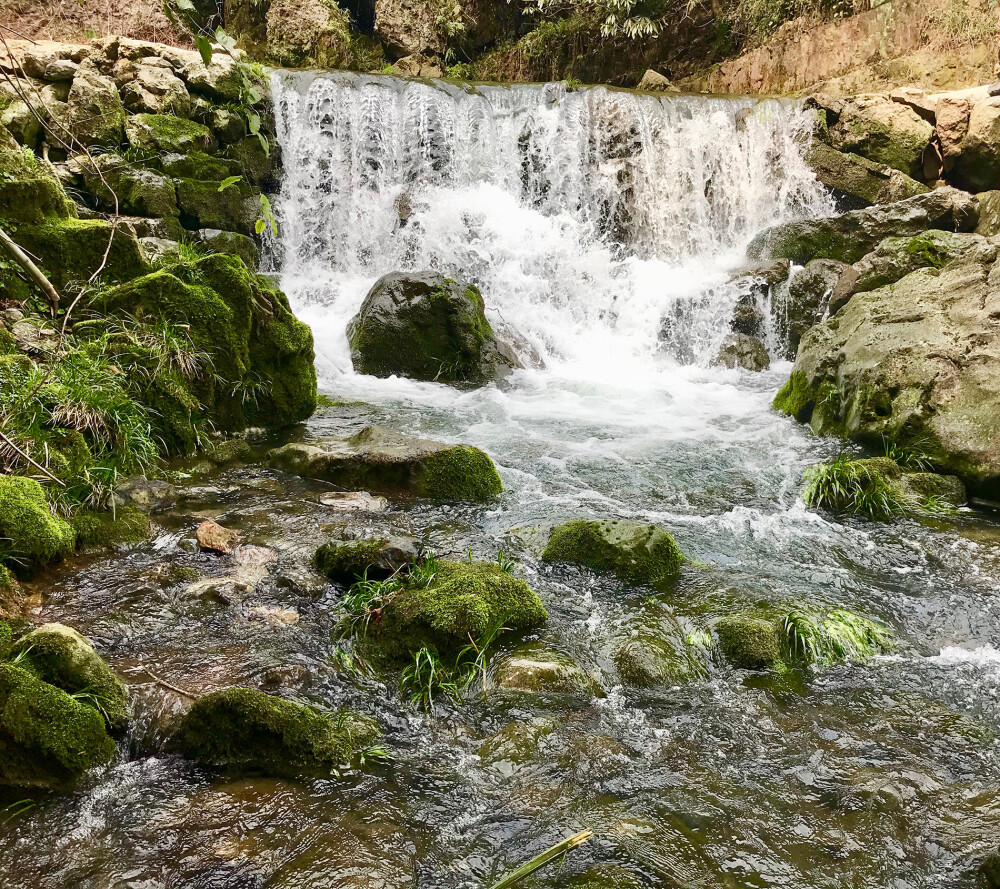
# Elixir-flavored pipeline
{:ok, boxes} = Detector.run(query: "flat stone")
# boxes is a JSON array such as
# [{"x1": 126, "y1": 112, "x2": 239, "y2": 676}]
[{"x1": 318, "y1": 491, "x2": 388, "y2": 511}]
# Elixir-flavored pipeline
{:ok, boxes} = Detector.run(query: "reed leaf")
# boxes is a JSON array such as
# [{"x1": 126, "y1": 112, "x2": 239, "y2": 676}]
[{"x1": 488, "y1": 829, "x2": 594, "y2": 889}]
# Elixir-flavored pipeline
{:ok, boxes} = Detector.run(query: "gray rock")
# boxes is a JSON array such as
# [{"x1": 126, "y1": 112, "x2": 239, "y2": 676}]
[
  {"x1": 829, "y1": 94, "x2": 934, "y2": 179},
  {"x1": 976, "y1": 190, "x2": 1000, "y2": 238},
  {"x1": 852, "y1": 231, "x2": 995, "y2": 294},
  {"x1": 114, "y1": 476, "x2": 177, "y2": 513},
  {"x1": 637, "y1": 69, "x2": 677, "y2": 92},
  {"x1": 776, "y1": 259, "x2": 853, "y2": 358},
  {"x1": 119, "y1": 59, "x2": 191, "y2": 117},
  {"x1": 713, "y1": 333, "x2": 770, "y2": 371},
  {"x1": 493, "y1": 643, "x2": 594, "y2": 696},
  {"x1": 807, "y1": 138, "x2": 929, "y2": 210},
  {"x1": 57, "y1": 59, "x2": 126, "y2": 148}
]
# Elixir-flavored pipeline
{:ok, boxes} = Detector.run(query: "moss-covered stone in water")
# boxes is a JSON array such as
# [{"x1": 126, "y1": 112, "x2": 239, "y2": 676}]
[
  {"x1": 206, "y1": 438, "x2": 253, "y2": 465},
  {"x1": 10, "y1": 623, "x2": 129, "y2": 733},
  {"x1": 0, "y1": 475, "x2": 75, "y2": 577},
  {"x1": 542, "y1": 519, "x2": 683, "y2": 586},
  {"x1": 364, "y1": 561, "x2": 547, "y2": 661},
  {"x1": 0, "y1": 663, "x2": 115, "y2": 789},
  {"x1": 419, "y1": 445, "x2": 503, "y2": 501},
  {"x1": 174, "y1": 687, "x2": 379, "y2": 776},
  {"x1": 715, "y1": 615, "x2": 781, "y2": 670},
  {"x1": 69, "y1": 507, "x2": 150, "y2": 549},
  {"x1": 773, "y1": 370, "x2": 817, "y2": 422},
  {"x1": 315, "y1": 537, "x2": 418, "y2": 584},
  {"x1": 176, "y1": 178, "x2": 255, "y2": 235}
]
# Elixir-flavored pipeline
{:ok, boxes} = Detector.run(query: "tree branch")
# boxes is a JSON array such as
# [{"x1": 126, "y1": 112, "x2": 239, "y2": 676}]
[{"x1": 0, "y1": 224, "x2": 61, "y2": 315}]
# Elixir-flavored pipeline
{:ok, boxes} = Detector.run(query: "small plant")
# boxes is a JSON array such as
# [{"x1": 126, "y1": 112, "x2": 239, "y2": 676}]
[
  {"x1": 496, "y1": 548, "x2": 518, "y2": 574},
  {"x1": 489, "y1": 829, "x2": 594, "y2": 889},
  {"x1": 782, "y1": 608, "x2": 893, "y2": 665},
  {"x1": 685, "y1": 629, "x2": 713, "y2": 648},
  {"x1": 881, "y1": 434, "x2": 935, "y2": 472},
  {"x1": 904, "y1": 234, "x2": 948, "y2": 269},
  {"x1": 408, "y1": 551, "x2": 439, "y2": 589},
  {"x1": 801, "y1": 454, "x2": 907, "y2": 520}
]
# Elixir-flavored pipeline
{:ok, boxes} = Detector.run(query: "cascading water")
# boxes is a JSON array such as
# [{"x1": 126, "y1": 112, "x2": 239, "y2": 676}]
[{"x1": 269, "y1": 72, "x2": 832, "y2": 375}]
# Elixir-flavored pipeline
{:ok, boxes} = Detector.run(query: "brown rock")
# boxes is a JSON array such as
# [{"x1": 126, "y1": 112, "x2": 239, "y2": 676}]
[
  {"x1": 951, "y1": 97, "x2": 1000, "y2": 193},
  {"x1": 637, "y1": 70, "x2": 676, "y2": 92},
  {"x1": 392, "y1": 54, "x2": 443, "y2": 78},
  {"x1": 935, "y1": 96, "x2": 971, "y2": 170},
  {"x1": 196, "y1": 519, "x2": 239, "y2": 553}
]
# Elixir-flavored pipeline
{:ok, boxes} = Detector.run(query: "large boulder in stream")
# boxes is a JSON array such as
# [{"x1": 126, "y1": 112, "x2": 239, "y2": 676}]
[
  {"x1": 774, "y1": 246, "x2": 1000, "y2": 496},
  {"x1": 347, "y1": 271, "x2": 522, "y2": 387},
  {"x1": 10, "y1": 624, "x2": 129, "y2": 733},
  {"x1": 0, "y1": 663, "x2": 116, "y2": 789},
  {"x1": 174, "y1": 687, "x2": 379, "y2": 777},
  {"x1": 748, "y1": 188, "x2": 979, "y2": 266},
  {"x1": 542, "y1": 520, "x2": 683, "y2": 587},
  {"x1": 267, "y1": 425, "x2": 503, "y2": 502}
]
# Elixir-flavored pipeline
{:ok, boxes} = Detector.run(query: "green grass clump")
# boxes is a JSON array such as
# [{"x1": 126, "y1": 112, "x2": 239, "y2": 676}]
[
  {"x1": 801, "y1": 455, "x2": 908, "y2": 520},
  {"x1": 782, "y1": 608, "x2": 894, "y2": 664}
]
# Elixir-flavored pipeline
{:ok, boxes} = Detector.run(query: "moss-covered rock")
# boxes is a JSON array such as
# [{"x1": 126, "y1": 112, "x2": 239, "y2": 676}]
[
  {"x1": 205, "y1": 437, "x2": 253, "y2": 465},
  {"x1": 315, "y1": 536, "x2": 419, "y2": 584},
  {"x1": 176, "y1": 177, "x2": 256, "y2": 235},
  {"x1": 0, "y1": 618, "x2": 11, "y2": 659},
  {"x1": 81, "y1": 153, "x2": 179, "y2": 220},
  {"x1": 852, "y1": 231, "x2": 994, "y2": 294},
  {"x1": 829, "y1": 95, "x2": 934, "y2": 180},
  {"x1": 125, "y1": 113, "x2": 215, "y2": 154},
  {"x1": 542, "y1": 519, "x2": 683, "y2": 586},
  {"x1": 613, "y1": 610, "x2": 703, "y2": 687},
  {"x1": 10, "y1": 623, "x2": 129, "y2": 733},
  {"x1": 0, "y1": 663, "x2": 116, "y2": 789},
  {"x1": 268, "y1": 426, "x2": 502, "y2": 502},
  {"x1": 0, "y1": 125, "x2": 74, "y2": 223},
  {"x1": 174, "y1": 687, "x2": 379, "y2": 776},
  {"x1": 715, "y1": 615, "x2": 781, "y2": 670},
  {"x1": 347, "y1": 271, "x2": 522, "y2": 387},
  {"x1": 0, "y1": 475, "x2": 75, "y2": 577},
  {"x1": 157, "y1": 150, "x2": 242, "y2": 182},
  {"x1": 806, "y1": 138, "x2": 928, "y2": 210},
  {"x1": 61, "y1": 60, "x2": 126, "y2": 148},
  {"x1": 69, "y1": 507, "x2": 151, "y2": 549},
  {"x1": 361, "y1": 560, "x2": 547, "y2": 662},
  {"x1": 493, "y1": 643, "x2": 593, "y2": 696}
]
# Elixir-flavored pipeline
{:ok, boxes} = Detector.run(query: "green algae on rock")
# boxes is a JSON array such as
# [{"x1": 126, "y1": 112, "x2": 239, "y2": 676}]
[
  {"x1": 715, "y1": 615, "x2": 781, "y2": 670},
  {"x1": 69, "y1": 507, "x2": 151, "y2": 550},
  {"x1": 10, "y1": 623, "x2": 130, "y2": 733},
  {"x1": 315, "y1": 536, "x2": 420, "y2": 584},
  {"x1": 542, "y1": 519, "x2": 683, "y2": 586},
  {"x1": 0, "y1": 476, "x2": 75, "y2": 577},
  {"x1": 493, "y1": 642, "x2": 594, "y2": 696},
  {"x1": 268, "y1": 426, "x2": 503, "y2": 502},
  {"x1": 0, "y1": 663, "x2": 116, "y2": 789},
  {"x1": 358, "y1": 560, "x2": 547, "y2": 662},
  {"x1": 174, "y1": 687, "x2": 379, "y2": 776}
]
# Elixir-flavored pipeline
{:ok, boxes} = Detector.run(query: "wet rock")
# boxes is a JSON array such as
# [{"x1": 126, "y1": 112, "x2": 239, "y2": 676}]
[
  {"x1": 774, "y1": 251, "x2": 1000, "y2": 496},
  {"x1": 748, "y1": 187, "x2": 979, "y2": 266},
  {"x1": 185, "y1": 545, "x2": 276, "y2": 600},
  {"x1": 114, "y1": 476, "x2": 177, "y2": 513},
  {"x1": 542, "y1": 519, "x2": 683, "y2": 586},
  {"x1": 829, "y1": 94, "x2": 934, "y2": 179},
  {"x1": 347, "y1": 271, "x2": 522, "y2": 387},
  {"x1": 807, "y1": 138, "x2": 928, "y2": 209},
  {"x1": 246, "y1": 605, "x2": 300, "y2": 626},
  {"x1": 493, "y1": 643, "x2": 593, "y2": 696},
  {"x1": 10, "y1": 623, "x2": 129, "y2": 732},
  {"x1": 479, "y1": 717, "x2": 556, "y2": 769},
  {"x1": 315, "y1": 535, "x2": 419, "y2": 584},
  {"x1": 194, "y1": 228, "x2": 259, "y2": 269},
  {"x1": 319, "y1": 491, "x2": 388, "y2": 512},
  {"x1": 713, "y1": 333, "x2": 769, "y2": 372},
  {"x1": 715, "y1": 615, "x2": 781, "y2": 670},
  {"x1": 176, "y1": 177, "x2": 257, "y2": 235},
  {"x1": 894, "y1": 472, "x2": 966, "y2": 508},
  {"x1": 205, "y1": 437, "x2": 253, "y2": 465},
  {"x1": 852, "y1": 230, "x2": 995, "y2": 294},
  {"x1": 777, "y1": 259, "x2": 854, "y2": 358},
  {"x1": 637, "y1": 69, "x2": 677, "y2": 91},
  {"x1": 69, "y1": 506, "x2": 150, "y2": 549},
  {"x1": 197, "y1": 519, "x2": 240, "y2": 553},
  {"x1": 0, "y1": 475, "x2": 75, "y2": 577},
  {"x1": 174, "y1": 687, "x2": 380, "y2": 776},
  {"x1": 358, "y1": 560, "x2": 547, "y2": 662},
  {"x1": 392, "y1": 53, "x2": 443, "y2": 77},
  {"x1": 613, "y1": 611, "x2": 702, "y2": 688},
  {"x1": 267, "y1": 425, "x2": 503, "y2": 502},
  {"x1": 0, "y1": 664, "x2": 116, "y2": 789}
]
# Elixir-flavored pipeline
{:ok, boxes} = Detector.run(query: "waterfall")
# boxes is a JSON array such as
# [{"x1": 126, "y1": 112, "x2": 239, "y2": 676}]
[{"x1": 269, "y1": 71, "x2": 832, "y2": 375}]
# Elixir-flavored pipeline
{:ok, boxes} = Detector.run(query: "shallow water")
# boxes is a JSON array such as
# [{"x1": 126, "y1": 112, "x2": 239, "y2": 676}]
[{"x1": 3, "y1": 74, "x2": 1000, "y2": 889}]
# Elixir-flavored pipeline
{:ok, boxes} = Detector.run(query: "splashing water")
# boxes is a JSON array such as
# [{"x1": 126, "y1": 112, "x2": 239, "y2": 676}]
[{"x1": 270, "y1": 72, "x2": 832, "y2": 375}]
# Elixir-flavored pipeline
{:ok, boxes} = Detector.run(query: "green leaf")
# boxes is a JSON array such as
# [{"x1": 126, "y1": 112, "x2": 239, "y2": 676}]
[
  {"x1": 246, "y1": 87, "x2": 262, "y2": 105},
  {"x1": 256, "y1": 132, "x2": 270, "y2": 156},
  {"x1": 247, "y1": 110, "x2": 261, "y2": 135},
  {"x1": 195, "y1": 35, "x2": 213, "y2": 67},
  {"x1": 174, "y1": 0, "x2": 196, "y2": 9},
  {"x1": 217, "y1": 175, "x2": 243, "y2": 192},
  {"x1": 215, "y1": 27, "x2": 237, "y2": 52},
  {"x1": 255, "y1": 219, "x2": 266, "y2": 236}
]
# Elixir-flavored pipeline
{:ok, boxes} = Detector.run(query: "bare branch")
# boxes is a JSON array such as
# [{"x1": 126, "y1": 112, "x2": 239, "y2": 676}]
[
  {"x1": 0, "y1": 224, "x2": 61, "y2": 314},
  {"x1": 0, "y1": 429, "x2": 66, "y2": 486}
]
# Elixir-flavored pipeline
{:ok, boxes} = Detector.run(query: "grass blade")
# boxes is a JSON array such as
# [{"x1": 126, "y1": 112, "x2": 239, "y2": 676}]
[{"x1": 488, "y1": 829, "x2": 594, "y2": 889}]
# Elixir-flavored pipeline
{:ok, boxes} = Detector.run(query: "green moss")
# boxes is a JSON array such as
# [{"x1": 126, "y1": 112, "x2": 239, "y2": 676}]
[
  {"x1": 542, "y1": 519, "x2": 683, "y2": 586},
  {"x1": 16, "y1": 218, "x2": 149, "y2": 292},
  {"x1": 82, "y1": 154, "x2": 179, "y2": 219},
  {"x1": 979, "y1": 851, "x2": 1000, "y2": 888},
  {"x1": 10, "y1": 623, "x2": 129, "y2": 733},
  {"x1": 315, "y1": 540, "x2": 392, "y2": 584},
  {"x1": 206, "y1": 437, "x2": 253, "y2": 464},
  {"x1": 69, "y1": 507, "x2": 150, "y2": 549},
  {"x1": 773, "y1": 370, "x2": 817, "y2": 421},
  {"x1": 223, "y1": 136, "x2": 277, "y2": 188},
  {"x1": 0, "y1": 475, "x2": 75, "y2": 577},
  {"x1": 125, "y1": 113, "x2": 214, "y2": 153},
  {"x1": 418, "y1": 445, "x2": 503, "y2": 502},
  {"x1": 0, "y1": 663, "x2": 115, "y2": 789},
  {"x1": 715, "y1": 615, "x2": 781, "y2": 670},
  {"x1": 0, "y1": 618, "x2": 11, "y2": 659},
  {"x1": 176, "y1": 177, "x2": 255, "y2": 235},
  {"x1": 174, "y1": 687, "x2": 379, "y2": 776},
  {"x1": 365, "y1": 560, "x2": 547, "y2": 661},
  {"x1": 157, "y1": 150, "x2": 242, "y2": 181},
  {"x1": 0, "y1": 126, "x2": 74, "y2": 223}
]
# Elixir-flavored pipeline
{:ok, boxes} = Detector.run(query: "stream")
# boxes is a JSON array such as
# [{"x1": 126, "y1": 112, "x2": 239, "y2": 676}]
[{"x1": 2, "y1": 73, "x2": 1000, "y2": 888}]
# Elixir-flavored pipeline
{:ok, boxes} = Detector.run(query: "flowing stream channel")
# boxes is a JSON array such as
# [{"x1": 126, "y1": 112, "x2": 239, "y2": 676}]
[{"x1": 3, "y1": 73, "x2": 1000, "y2": 888}]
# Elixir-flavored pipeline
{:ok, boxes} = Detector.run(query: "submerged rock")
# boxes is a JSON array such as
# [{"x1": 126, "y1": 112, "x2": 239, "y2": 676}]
[
  {"x1": 0, "y1": 475, "x2": 75, "y2": 577},
  {"x1": 347, "y1": 271, "x2": 522, "y2": 387},
  {"x1": 9, "y1": 623, "x2": 129, "y2": 732},
  {"x1": 748, "y1": 188, "x2": 979, "y2": 266},
  {"x1": 713, "y1": 333, "x2": 769, "y2": 371},
  {"x1": 174, "y1": 687, "x2": 379, "y2": 776},
  {"x1": 0, "y1": 663, "x2": 116, "y2": 789},
  {"x1": 318, "y1": 491, "x2": 388, "y2": 512},
  {"x1": 68, "y1": 507, "x2": 150, "y2": 549},
  {"x1": 715, "y1": 615, "x2": 781, "y2": 670},
  {"x1": 612, "y1": 609, "x2": 703, "y2": 688},
  {"x1": 493, "y1": 643, "x2": 593, "y2": 696},
  {"x1": 359, "y1": 560, "x2": 547, "y2": 662},
  {"x1": 314, "y1": 536, "x2": 420, "y2": 584},
  {"x1": 542, "y1": 519, "x2": 683, "y2": 586},
  {"x1": 773, "y1": 251, "x2": 1000, "y2": 496},
  {"x1": 268, "y1": 425, "x2": 503, "y2": 502}
]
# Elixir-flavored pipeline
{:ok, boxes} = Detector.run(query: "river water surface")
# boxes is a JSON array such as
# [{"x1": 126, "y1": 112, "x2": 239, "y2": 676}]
[{"x1": 1, "y1": 74, "x2": 999, "y2": 889}]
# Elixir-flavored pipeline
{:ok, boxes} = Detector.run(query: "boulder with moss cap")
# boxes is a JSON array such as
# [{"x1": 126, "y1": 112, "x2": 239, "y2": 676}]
[
  {"x1": 347, "y1": 271, "x2": 523, "y2": 387},
  {"x1": 174, "y1": 686, "x2": 379, "y2": 776},
  {"x1": 10, "y1": 623, "x2": 129, "y2": 733},
  {"x1": 315, "y1": 536, "x2": 420, "y2": 584},
  {"x1": 269, "y1": 426, "x2": 503, "y2": 502},
  {"x1": 0, "y1": 476, "x2": 75, "y2": 577},
  {"x1": 542, "y1": 519, "x2": 683, "y2": 586},
  {"x1": 0, "y1": 664, "x2": 116, "y2": 789},
  {"x1": 358, "y1": 560, "x2": 547, "y2": 663},
  {"x1": 715, "y1": 615, "x2": 781, "y2": 670}
]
